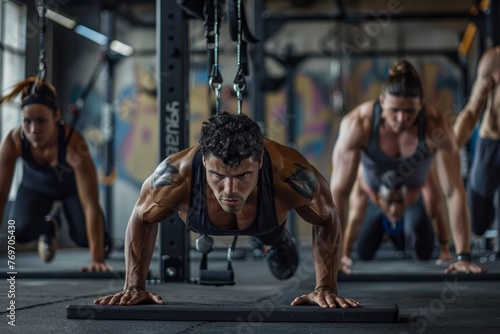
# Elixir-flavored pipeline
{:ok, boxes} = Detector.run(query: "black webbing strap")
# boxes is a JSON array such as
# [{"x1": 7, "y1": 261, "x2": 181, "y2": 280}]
[
  {"x1": 207, "y1": 0, "x2": 224, "y2": 114},
  {"x1": 206, "y1": 0, "x2": 215, "y2": 76},
  {"x1": 226, "y1": 0, "x2": 259, "y2": 77},
  {"x1": 31, "y1": 0, "x2": 47, "y2": 95},
  {"x1": 226, "y1": 0, "x2": 259, "y2": 44}
]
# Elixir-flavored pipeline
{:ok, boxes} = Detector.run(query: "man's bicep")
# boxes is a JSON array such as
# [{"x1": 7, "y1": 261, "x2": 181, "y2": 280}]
[
  {"x1": 467, "y1": 76, "x2": 494, "y2": 117},
  {"x1": 296, "y1": 171, "x2": 338, "y2": 226},
  {"x1": 295, "y1": 196, "x2": 336, "y2": 227},
  {"x1": 136, "y1": 177, "x2": 178, "y2": 224},
  {"x1": 283, "y1": 162, "x2": 319, "y2": 201}
]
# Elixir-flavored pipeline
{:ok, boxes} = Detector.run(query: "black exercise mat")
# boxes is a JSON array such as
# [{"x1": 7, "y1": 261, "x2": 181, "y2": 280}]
[
  {"x1": 338, "y1": 272, "x2": 500, "y2": 282},
  {"x1": 0, "y1": 270, "x2": 125, "y2": 279},
  {"x1": 66, "y1": 303, "x2": 399, "y2": 322}
]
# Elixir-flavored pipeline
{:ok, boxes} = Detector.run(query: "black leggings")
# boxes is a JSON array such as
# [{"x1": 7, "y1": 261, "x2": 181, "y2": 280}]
[
  {"x1": 356, "y1": 197, "x2": 435, "y2": 261},
  {"x1": 468, "y1": 137, "x2": 500, "y2": 236},
  {"x1": 468, "y1": 187, "x2": 500, "y2": 236},
  {"x1": 254, "y1": 223, "x2": 287, "y2": 246},
  {"x1": 9, "y1": 184, "x2": 111, "y2": 248}
]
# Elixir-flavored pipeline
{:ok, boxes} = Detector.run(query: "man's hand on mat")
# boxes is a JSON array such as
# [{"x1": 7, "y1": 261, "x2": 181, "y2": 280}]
[
  {"x1": 444, "y1": 260, "x2": 487, "y2": 274},
  {"x1": 80, "y1": 261, "x2": 113, "y2": 272},
  {"x1": 290, "y1": 286, "x2": 360, "y2": 308},
  {"x1": 94, "y1": 288, "x2": 165, "y2": 306}
]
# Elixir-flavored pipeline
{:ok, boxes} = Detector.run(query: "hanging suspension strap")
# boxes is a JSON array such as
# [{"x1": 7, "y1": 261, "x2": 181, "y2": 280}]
[
  {"x1": 232, "y1": 0, "x2": 245, "y2": 114},
  {"x1": 31, "y1": 0, "x2": 47, "y2": 94},
  {"x1": 208, "y1": 0, "x2": 223, "y2": 114},
  {"x1": 206, "y1": 0, "x2": 215, "y2": 78},
  {"x1": 226, "y1": 0, "x2": 259, "y2": 46},
  {"x1": 227, "y1": 0, "x2": 258, "y2": 114}
]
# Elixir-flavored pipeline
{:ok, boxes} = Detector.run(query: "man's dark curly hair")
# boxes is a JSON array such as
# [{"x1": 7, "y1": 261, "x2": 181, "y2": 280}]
[{"x1": 199, "y1": 111, "x2": 264, "y2": 167}]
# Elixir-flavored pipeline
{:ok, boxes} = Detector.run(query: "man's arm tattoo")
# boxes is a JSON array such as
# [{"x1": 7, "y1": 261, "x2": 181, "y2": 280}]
[
  {"x1": 151, "y1": 161, "x2": 179, "y2": 189},
  {"x1": 284, "y1": 163, "x2": 318, "y2": 200}
]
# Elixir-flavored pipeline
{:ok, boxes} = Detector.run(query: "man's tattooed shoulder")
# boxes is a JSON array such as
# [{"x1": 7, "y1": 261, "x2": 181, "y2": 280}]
[
  {"x1": 283, "y1": 163, "x2": 318, "y2": 200},
  {"x1": 151, "y1": 161, "x2": 179, "y2": 189}
]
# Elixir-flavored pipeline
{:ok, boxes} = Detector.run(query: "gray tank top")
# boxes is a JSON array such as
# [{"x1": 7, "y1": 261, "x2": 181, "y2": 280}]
[
  {"x1": 360, "y1": 101, "x2": 435, "y2": 191},
  {"x1": 20, "y1": 122, "x2": 78, "y2": 197}
]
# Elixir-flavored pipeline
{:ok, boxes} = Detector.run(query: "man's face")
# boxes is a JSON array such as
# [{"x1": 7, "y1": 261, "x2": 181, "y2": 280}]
[
  {"x1": 380, "y1": 94, "x2": 422, "y2": 134},
  {"x1": 377, "y1": 188, "x2": 406, "y2": 223},
  {"x1": 203, "y1": 154, "x2": 262, "y2": 213}
]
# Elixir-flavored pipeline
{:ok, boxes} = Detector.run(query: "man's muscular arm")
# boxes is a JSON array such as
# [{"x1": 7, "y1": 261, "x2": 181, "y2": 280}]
[
  {"x1": 430, "y1": 110, "x2": 486, "y2": 274},
  {"x1": 454, "y1": 49, "x2": 497, "y2": 147},
  {"x1": 94, "y1": 160, "x2": 181, "y2": 305},
  {"x1": 287, "y1": 165, "x2": 359, "y2": 308}
]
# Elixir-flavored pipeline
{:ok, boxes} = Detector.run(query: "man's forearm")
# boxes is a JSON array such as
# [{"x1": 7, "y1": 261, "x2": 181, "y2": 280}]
[
  {"x1": 124, "y1": 216, "x2": 158, "y2": 290},
  {"x1": 447, "y1": 190, "x2": 470, "y2": 254},
  {"x1": 312, "y1": 222, "x2": 341, "y2": 292},
  {"x1": 453, "y1": 111, "x2": 477, "y2": 148},
  {"x1": 438, "y1": 146, "x2": 471, "y2": 256}
]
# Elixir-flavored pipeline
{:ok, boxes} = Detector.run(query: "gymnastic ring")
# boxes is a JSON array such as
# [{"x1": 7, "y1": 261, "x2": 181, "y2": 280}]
[{"x1": 98, "y1": 167, "x2": 117, "y2": 186}]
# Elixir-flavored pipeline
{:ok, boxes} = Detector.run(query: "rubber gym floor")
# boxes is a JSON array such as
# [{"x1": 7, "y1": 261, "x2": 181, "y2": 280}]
[{"x1": 1, "y1": 239, "x2": 499, "y2": 334}]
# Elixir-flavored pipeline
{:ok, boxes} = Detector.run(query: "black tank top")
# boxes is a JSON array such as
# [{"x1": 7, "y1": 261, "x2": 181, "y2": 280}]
[
  {"x1": 21, "y1": 123, "x2": 78, "y2": 197},
  {"x1": 360, "y1": 101, "x2": 435, "y2": 190},
  {"x1": 186, "y1": 148, "x2": 280, "y2": 236}
]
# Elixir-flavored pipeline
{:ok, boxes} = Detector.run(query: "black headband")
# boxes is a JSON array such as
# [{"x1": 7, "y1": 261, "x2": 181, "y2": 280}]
[{"x1": 21, "y1": 94, "x2": 58, "y2": 111}]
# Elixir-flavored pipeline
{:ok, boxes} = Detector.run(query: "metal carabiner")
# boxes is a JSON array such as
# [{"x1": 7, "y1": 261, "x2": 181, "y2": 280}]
[
  {"x1": 233, "y1": 67, "x2": 246, "y2": 114},
  {"x1": 30, "y1": 61, "x2": 47, "y2": 95}
]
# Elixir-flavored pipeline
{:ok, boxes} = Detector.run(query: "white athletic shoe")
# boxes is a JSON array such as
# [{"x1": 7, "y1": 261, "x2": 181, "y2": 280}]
[{"x1": 37, "y1": 216, "x2": 59, "y2": 263}]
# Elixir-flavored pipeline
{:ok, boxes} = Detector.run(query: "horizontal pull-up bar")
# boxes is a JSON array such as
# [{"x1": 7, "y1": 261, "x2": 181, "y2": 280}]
[{"x1": 261, "y1": 11, "x2": 475, "y2": 23}]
